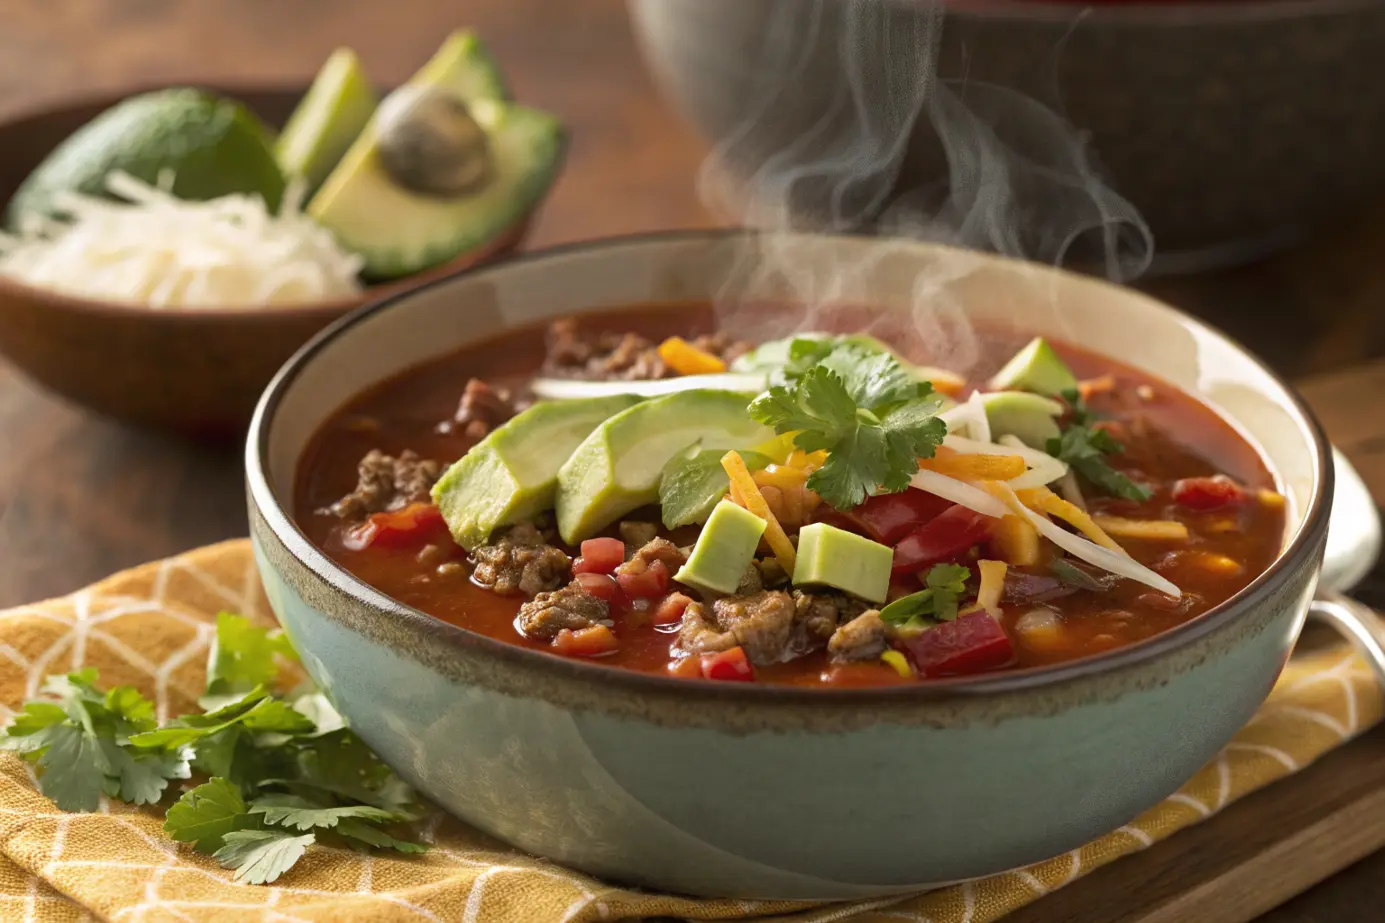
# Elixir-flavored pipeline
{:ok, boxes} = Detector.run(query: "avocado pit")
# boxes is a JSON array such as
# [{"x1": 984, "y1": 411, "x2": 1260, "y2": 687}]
[{"x1": 375, "y1": 86, "x2": 493, "y2": 197}]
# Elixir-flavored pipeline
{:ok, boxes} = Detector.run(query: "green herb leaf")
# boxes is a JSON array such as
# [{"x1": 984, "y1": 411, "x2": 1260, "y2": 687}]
[
  {"x1": 250, "y1": 799, "x2": 396, "y2": 832},
  {"x1": 214, "y1": 829, "x2": 315, "y2": 885},
  {"x1": 131, "y1": 691, "x2": 313, "y2": 749},
  {"x1": 817, "y1": 344, "x2": 922, "y2": 408},
  {"x1": 879, "y1": 564, "x2": 972, "y2": 628},
  {"x1": 101, "y1": 741, "x2": 191, "y2": 805},
  {"x1": 336, "y1": 818, "x2": 430, "y2": 854},
  {"x1": 1050, "y1": 557, "x2": 1114, "y2": 592},
  {"x1": 1046, "y1": 426, "x2": 1152, "y2": 502},
  {"x1": 34, "y1": 724, "x2": 110, "y2": 812},
  {"x1": 200, "y1": 612, "x2": 298, "y2": 710},
  {"x1": 164, "y1": 778, "x2": 258, "y2": 852},
  {"x1": 0, "y1": 702, "x2": 69, "y2": 752},
  {"x1": 659, "y1": 448, "x2": 772, "y2": 528},
  {"x1": 290, "y1": 730, "x2": 421, "y2": 820}
]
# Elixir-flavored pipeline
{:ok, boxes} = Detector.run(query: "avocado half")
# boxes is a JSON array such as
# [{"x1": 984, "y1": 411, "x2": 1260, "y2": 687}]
[{"x1": 307, "y1": 31, "x2": 565, "y2": 280}]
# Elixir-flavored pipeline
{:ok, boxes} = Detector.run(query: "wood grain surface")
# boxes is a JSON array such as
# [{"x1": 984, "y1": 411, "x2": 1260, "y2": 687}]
[{"x1": 0, "y1": 2, "x2": 1383, "y2": 921}]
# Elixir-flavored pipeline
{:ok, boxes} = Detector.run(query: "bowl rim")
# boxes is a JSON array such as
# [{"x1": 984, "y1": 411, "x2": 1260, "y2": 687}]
[
  {"x1": 246, "y1": 228, "x2": 1334, "y2": 704},
  {"x1": 0, "y1": 81, "x2": 532, "y2": 321},
  {"x1": 936, "y1": 0, "x2": 1379, "y2": 25}
]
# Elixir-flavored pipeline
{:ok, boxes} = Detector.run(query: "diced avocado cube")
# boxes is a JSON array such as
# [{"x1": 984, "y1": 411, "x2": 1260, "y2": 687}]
[
  {"x1": 792, "y1": 522, "x2": 893, "y2": 604},
  {"x1": 981, "y1": 391, "x2": 1065, "y2": 449},
  {"x1": 988, "y1": 337, "x2": 1078, "y2": 397},
  {"x1": 674, "y1": 500, "x2": 766, "y2": 596},
  {"x1": 555, "y1": 389, "x2": 774, "y2": 544},
  {"x1": 431, "y1": 395, "x2": 640, "y2": 550}
]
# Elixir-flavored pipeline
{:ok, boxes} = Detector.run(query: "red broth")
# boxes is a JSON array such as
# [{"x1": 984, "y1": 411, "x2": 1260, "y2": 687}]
[{"x1": 294, "y1": 304, "x2": 1285, "y2": 687}]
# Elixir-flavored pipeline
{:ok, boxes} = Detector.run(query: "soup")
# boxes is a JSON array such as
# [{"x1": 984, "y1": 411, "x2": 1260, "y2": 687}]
[{"x1": 295, "y1": 305, "x2": 1285, "y2": 688}]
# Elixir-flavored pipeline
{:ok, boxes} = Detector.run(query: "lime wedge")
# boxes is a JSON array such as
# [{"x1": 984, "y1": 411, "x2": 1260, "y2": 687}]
[{"x1": 275, "y1": 48, "x2": 379, "y2": 195}]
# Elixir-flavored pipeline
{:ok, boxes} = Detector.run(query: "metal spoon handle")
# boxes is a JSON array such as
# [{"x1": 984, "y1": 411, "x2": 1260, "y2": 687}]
[{"x1": 1307, "y1": 592, "x2": 1385, "y2": 689}]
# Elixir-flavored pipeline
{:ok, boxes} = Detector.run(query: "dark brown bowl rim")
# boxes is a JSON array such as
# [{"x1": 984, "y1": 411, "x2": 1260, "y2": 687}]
[
  {"x1": 940, "y1": 0, "x2": 1377, "y2": 24},
  {"x1": 0, "y1": 81, "x2": 535, "y2": 322},
  {"x1": 246, "y1": 228, "x2": 1333, "y2": 705}
]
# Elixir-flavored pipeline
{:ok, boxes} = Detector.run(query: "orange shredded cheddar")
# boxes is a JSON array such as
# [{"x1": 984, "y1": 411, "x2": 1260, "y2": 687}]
[
  {"x1": 786, "y1": 449, "x2": 829, "y2": 473},
  {"x1": 976, "y1": 560, "x2": 1007, "y2": 615},
  {"x1": 1190, "y1": 551, "x2": 1243, "y2": 576},
  {"x1": 657, "y1": 336, "x2": 726, "y2": 375},
  {"x1": 991, "y1": 514, "x2": 1040, "y2": 566},
  {"x1": 1258, "y1": 489, "x2": 1287, "y2": 510},
  {"x1": 1078, "y1": 375, "x2": 1117, "y2": 401},
  {"x1": 722, "y1": 450, "x2": 797, "y2": 573},
  {"x1": 1091, "y1": 516, "x2": 1189, "y2": 542},
  {"x1": 918, "y1": 451, "x2": 1026, "y2": 481},
  {"x1": 916, "y1": 367, "x2": 967, "y2": 398},
  {"x1": 1017, "y1": 486, "x2": 1126, "y2": 554}
]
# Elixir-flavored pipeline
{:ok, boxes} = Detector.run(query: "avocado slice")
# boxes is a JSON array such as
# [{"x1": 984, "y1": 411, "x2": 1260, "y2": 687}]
[
  {"x1": 431, "y1": 395, "x2": 640, "y2": 550},
  {"x1": 981, "y1": 391, "x2": 1064, "y2": 449},
  {"x1": 307, "y1": 32, "x2": 562, "y2": 279},
  {"x1": 674, "y1": 500, "x2": 767, "y2": 597},
  {"x1": 988, "y1": 337, "x2": 1078, "y2": 397},
  {"x1": 792, "y1": 522, "x2": 893, "y2": 604},
  {"x1": 555, "y1": 390, "x2": 775, "y2": 544},
  {"x1": 276, "y1": 48, "x2": 379, "y2": 195}
]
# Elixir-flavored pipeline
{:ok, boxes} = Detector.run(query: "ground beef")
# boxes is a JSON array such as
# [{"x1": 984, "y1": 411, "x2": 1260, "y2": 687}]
[
  {"x1": 792, "y1": 589, "x2": 869, "y2": 641},
  {"x1": 827, "y1": 610, "x2": 889, "y2": 661},
  {"x1": 616, "y1": 537, "x2": 686, "y2": 576},
  {"x1": 328, "y1": 449, "x2": 441, "y2": 522},
  {"x1": 676, "y1": 591, "x2": 795, "y2": 664},
  {"x1": 470, "y1": 522, "x2": 571, "y2": 597},
  {"x1": 735, "y1": 564, "x2": 764, "y2": 596},
  {"x1": 451, "y1": 378, "x2": 520, "y2": 439},
  {"x1": 542, "y1": 319, "x2": 753, "y2": 382},
  {"x1": 618, "y1": 520, "x2": 659, "y2": 549},
  {"x1": 515, "y1": 583, "x2": 608, "y2": 640}
]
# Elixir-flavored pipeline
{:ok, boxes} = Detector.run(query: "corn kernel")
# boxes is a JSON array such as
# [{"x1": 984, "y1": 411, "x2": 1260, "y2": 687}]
[{"x1": 880, "y1": 649, "x2": 913, "y2": 678}]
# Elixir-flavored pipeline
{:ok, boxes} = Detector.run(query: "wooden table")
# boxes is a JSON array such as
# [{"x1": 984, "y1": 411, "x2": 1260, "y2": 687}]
[{"x1": 0, "y1": 1, "x2": 1382, "y2": 920}]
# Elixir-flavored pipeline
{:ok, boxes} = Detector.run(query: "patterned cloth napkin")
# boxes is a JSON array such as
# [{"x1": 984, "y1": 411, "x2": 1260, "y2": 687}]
[{"x1": 0, "y1": 540, "x2": 1378, "y2": 923}]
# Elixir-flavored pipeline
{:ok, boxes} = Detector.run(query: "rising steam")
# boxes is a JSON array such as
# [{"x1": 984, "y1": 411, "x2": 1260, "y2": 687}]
[{"x1": 634, "y1": 0, "x2": 1152, "y2": 371}]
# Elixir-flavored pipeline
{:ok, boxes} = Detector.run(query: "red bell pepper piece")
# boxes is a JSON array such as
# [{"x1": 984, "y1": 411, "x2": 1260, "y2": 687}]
[
  {"x1": 891, "y1": 504, "x2": 993, "y2": 576},
  {"x1": 342, "y1": 502, "x2": 447, "y2": 551},
  {"x1": 902, "y1": 612, "x2": 1015, "y2": 678},
  {"x1": 572, "y1": 537, "x2": 625, "y2": 575},
  {"x1": 834, "y1": 489, "x2": 953, "y2": 545},
  {"x1": 1172, "y1": 476, "x2": 1247, "y2": 511},
  {"x1": 700, "y1": 646, "x2": 755, "y2": 682}
]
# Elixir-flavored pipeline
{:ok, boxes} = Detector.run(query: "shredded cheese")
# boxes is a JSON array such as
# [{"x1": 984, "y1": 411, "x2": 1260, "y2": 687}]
[
  {"x1": 0, "y1": 171, "x2": 363, "y2": 307},
  {"x1": 976, "y1": 560, "x2": 1007, "y2": 615},
  {"x1": 1017, "y1": 487, "x2": 1126, "y2": 554},
  {"x1": 722, "y1": 450, "x2": 797, "y2": 573},
  {"x1": 990, "y1": 514, "x2": 1040, "y2": 566},
  {"x1": 918, "y1": 448, "x2": 1027, "y2": 481},
  {"x1": 657, "y1": 336, "x2": 727, "y2": 375},
  {"x1": 880, "y1": 649, "x2": 914, "y2": 678},
  {"x1": 1091, "y1": 516, "x2": 1189, "y2": 542}
]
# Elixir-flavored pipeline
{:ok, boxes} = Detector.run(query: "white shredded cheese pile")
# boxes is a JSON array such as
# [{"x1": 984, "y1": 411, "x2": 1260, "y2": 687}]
[{"x1": 0, "y1": 171, "x2": 364, "y2": 308}]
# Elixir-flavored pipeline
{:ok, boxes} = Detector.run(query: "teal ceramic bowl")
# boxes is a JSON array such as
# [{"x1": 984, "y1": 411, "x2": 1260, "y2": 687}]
[{"x1": 246, "y1": 231, "x2": 1333, "y2": 899}]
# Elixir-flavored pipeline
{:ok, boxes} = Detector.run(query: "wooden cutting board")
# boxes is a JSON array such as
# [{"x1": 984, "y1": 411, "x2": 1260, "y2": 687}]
[{"x1": 1003, "y1": 360, "x2": 1385, "y2": 923}]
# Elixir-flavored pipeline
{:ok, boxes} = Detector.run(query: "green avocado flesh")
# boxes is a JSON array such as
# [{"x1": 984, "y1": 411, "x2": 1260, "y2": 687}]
[
  {"x1": 982, "y1": 391, "x2": 1064, "y2": 448},
  {"x1": 432, "y1": 395, "x2": 640, "y2": 550},
  {"x1": 307, "y1": 32, "x2": 562, "y2": 279},
  {"x1": 792, "y1": 522, "x2": 893, "y2": 604},
  {"x1": 275, "y1": 48, "x2": 379, "y2": 195},
  {"x1": 988, "y1": 337, "x2": 1078, "y2": 397},
  {"x1": 674, "y1": 500, "x2": 767, "y2": 597},
  {"x1": 555, "y1": 389, "x2": 775, "y2": 544}
]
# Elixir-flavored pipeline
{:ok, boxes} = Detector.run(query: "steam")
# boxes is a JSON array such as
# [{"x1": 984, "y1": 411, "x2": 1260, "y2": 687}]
[{"x1": 643, "y1": 0, "x2": 1152, "y2": 370}]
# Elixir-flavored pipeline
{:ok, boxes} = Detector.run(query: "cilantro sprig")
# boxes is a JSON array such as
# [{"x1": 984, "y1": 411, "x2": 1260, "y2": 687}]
[
  {"x1": 1045, "y1": 388, "x2": 1152, "y2": 502},
  {"x1": 0, "y1": 612, "x2": 427, "y2": 885},
  {"x1": 748, "y1": 339, "x2": 946, "y2": 510},
  {"x1": 878, "y1": 564, "x2": 972, "y2": 630}
]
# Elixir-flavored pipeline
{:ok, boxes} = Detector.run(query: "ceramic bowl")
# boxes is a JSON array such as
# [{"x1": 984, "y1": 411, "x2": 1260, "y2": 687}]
[
  {"x1": 628, "y1": 0, "x2": 1385, "y2": 272},
  {"x1": 247, "y1": 230, "x2": 1332, "y2": 899},
  {"x1": 0, "y1": 87, "x2": 536, "y2": 438}
]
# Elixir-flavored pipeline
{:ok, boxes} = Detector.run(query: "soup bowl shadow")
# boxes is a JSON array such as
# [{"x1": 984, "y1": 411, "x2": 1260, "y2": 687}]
[
  {"x1": 247, "y1": 230, "x2": 1332, "y2": 899},
  {"x1": 0, "y1": 86, "x2": 537, "y2": 439}
]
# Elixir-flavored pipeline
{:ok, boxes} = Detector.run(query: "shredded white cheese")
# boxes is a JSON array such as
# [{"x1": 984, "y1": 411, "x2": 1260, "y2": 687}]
[{"x1": 0, "y1": 171, "x2": 364, "y2": 308}]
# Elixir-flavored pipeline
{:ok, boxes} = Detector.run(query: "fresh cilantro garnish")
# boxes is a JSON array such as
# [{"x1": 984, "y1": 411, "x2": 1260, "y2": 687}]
[
  {"x1": 1, "y1": 612, "x2": 428, "y2": 884},
  {"x1": 659, "y1": 447, "x2": 772, "y2": 528},
  {"x1": 1046, "y1": 388, "x2": 1152, "y2": 502},
  {"x1": 878, "y1": 564, "x2": 972, "y2": 629},
  {"x1": 749, "y1": 344, "x2": 946, "y2": 511}
]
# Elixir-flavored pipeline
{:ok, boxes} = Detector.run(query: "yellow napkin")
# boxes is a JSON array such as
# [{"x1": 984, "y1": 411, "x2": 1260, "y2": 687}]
[{"x1": 0, "y1": 540, "x2": 1378, "y2": 923}]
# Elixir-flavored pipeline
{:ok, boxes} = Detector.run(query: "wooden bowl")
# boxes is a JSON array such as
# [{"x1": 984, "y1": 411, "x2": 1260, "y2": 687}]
[{"x1": 0, "y1": 86, "x2": 537, "y2": 438}]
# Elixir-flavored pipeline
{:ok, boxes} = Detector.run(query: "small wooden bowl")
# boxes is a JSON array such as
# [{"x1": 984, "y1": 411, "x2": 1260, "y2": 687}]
[{"x1": 0, "y1": 86, "x2": 539, "y2": 438}]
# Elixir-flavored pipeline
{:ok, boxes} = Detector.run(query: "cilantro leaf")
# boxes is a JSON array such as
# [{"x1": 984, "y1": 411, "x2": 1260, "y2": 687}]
[
  {"x1": 131, "y1": 690, "x2": 313, "y2": 749},
  {"x1": 336, "y1": 818, "x2": 429, "y2": 854},
  {"x1": 288, "y1": 691, "x2": 346, "y2": 737},
  {"x1": 214, "y1": 829, "x2": 315, "y2": 885},
  {"x1": 288, "y1": 730, "x2": 422, "y2": 820},
  {"x1": 1046, "y1": 426, "x2": 1152, "y2": 502},
  {"x1": 201, "y1": 612, "x2": 298, "y2": 710},
  {"x1": 817, "y1": 344, "x2": 921, "y2": 408},
  {"x1": 101, "y1": 741, "x2": 191, "y2": 805},
  {"x1": 103, "y1": 687, "x2": 157, "y2": 735},
  {"x1": 750, "y1": 363, "x2": 945, "y2": 511},
  {"x1": 879, "y1": 564, "x2": 973, "y2": 628},
  {"x1": 164, "y1": 778, "x2": 259, "y2": 852},
  {"x1": 250, "y1": 798, "x2": 396, "y2": 832},
  {"x1": 35, "y1": 724, "x2": 110, "y2": 812},
  {"x1": 0, "y1": 702, "x2": 69, "y2": 753},
  {"x1": 659, "y1": 448, "x2": 772, "y2": 529}
]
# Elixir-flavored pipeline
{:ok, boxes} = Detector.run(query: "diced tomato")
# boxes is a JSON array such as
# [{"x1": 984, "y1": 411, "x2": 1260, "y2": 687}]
[
  {"x1": 616, "y1": 560, "x2": 670, "y2": 599},
  {"x1": 1172, "y1": 476, "x2": 1247, "y2": 511},
  {"x1": 653, "y1": 592, "x2": 693, "y2": 625},
  {"x1": 573, "y1": 572, "x2": 618, "y2": 601},
  {"x1": 891, "y1": 504, "x2": 993, "y2": 576},
  {"x1": 573, "y1": 537, "x2": 625, "y2": 575},
  {"x1": 836, "y1": 489, "x2": 953, "y2": 544},
  {"x1": 341, "y1": 502, "x2": 447, "y2": 551},
  {"x1": 901, "y1": 612, "x2": 1016, "y2": 678},
  {"x1": 700, "y1": 646, "x2": 755, "y2": 681},
  {"x1": 551, "y1": 624, "x2": 620, "y2": 657},
  {"x1": 667, "y1": 655, "x2": 703, "y2": 678}
]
